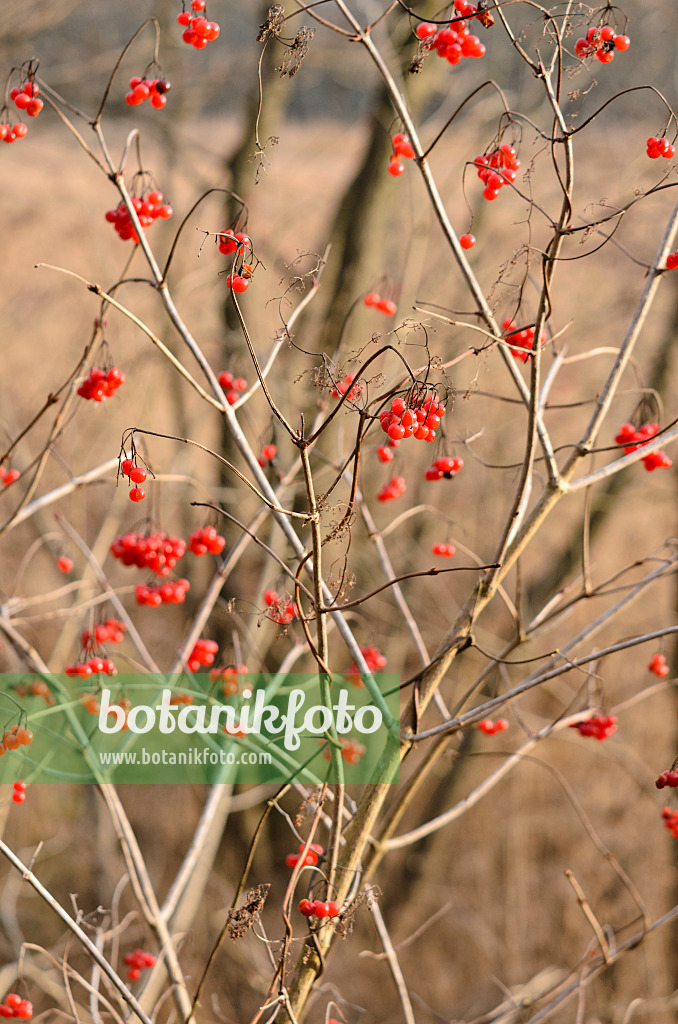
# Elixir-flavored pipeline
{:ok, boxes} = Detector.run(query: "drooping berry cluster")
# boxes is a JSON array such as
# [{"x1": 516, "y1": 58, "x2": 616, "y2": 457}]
[
  {"x1": 424, "y1": 455, "x2": 464, "y2": 481},
  {"x1": 209, "y1": 663, "x2": 248, "y2": 695},
  {"x1": 661, "y1": 807, "x2": 678, "y2": 838},
  {"x1": 298, "y1": 898, "x2": 341, "y2": 919},
  {"x1": 177, "y1": 0, "x2": 220, "y2": 47},
  {"x1": 82, "y1": 618, "x2": 126, "y2": 647},
  {"x1": 12, "y1": 780, "x2": 27, "y2": 804},
  {"x1": 573, "y1": 25, "x2": 630, "y2": 63},
  {"x1": 77, "y1": 366, "x2": 125, "y2": 401},
  {"x1": 478, "y1": 717, "x2": 509, "y2": 735},
  {"x1": 415, "y1": 0, "x2": 488, "y2": 68},
  {"x1": 123, "y1": 949, "x2": 156, "y2": 982},
  {"x1": 218, "y1": 229, "x2": 250, "y2": 255},
  {"x1": 14, "y1": 678, "x2": 55, "y2": 705},
  {"x1": 0, "y1": 725, "x2": 34, "y2": 753},
  {"x1": 614, "y1": 423, "x2": 672, "y2": 471},
  {"x1": 379, "y1": 392, "x2": 446, "y2": 443},
  {"x1": 387, "y1": 132, "x2": 414, "y2": 177},
  {"x1": 120, "y1": 457, "x2": 148, "y2": 503},
  {"x1": 648, "y1": 652, "x2": 670, "y2": 677},
  {"x1": 348, "y1": 645, "x2": 387, "y2": 687},
  {"x1": 173, "y1": 692, "x2": 194, "y2": 705},
  {"x1": 218, "y1": 370, "x2": 248, "y2": 404},
  {"x1": 66, "y1": 657, "x2": 117, "y2": 678},
  {"x1": 646, "y1": 136, "x2": 675, "y2": 160},
  {"x1": 322, "y1": 736, "x2": 366, "y2": 764},
  {"x1": 502, "y1": 319, "x2": 546, "y2": 363},
  {"x1": 0, "y1": 994, "x2": 33, "y2": 1019},
  {"x1": 188, "y1": 526, "x2": 225, "y2": 556},
  {"x1": 11, "y1": 82, "x2": 43, "y2": 117},
  {"x1": 432, "y1": 542, "x2": 456, "y2": 558},
  {"x1": 377, "y1": 475, "x2": 406, "y2": 502},
  {"x1": 0, "y1": 465, "x2": 20, "y2": 485},
  {"x1": 655, "y1": 769, "x2": 678, "y2": 789},
  {"x1": 474, "y1": 144, "x2": 520, "y2": 201},
  {"x1": 125, "y1": 76, "x2": 170, "y2": 109},
  {"x1": 258, "y1": 443, "x2": 277, "y2": 466},
  {"x1": 0, "y1": 122, "x2": 28, "y2": 144},
  {"x1": 569, "y1": 713, "x2": 617, "y2": 740},
  {"x1": 81, "y1": 692, "x2": 101, "y2": 715},
  {"x1": 377, "y1": 445, "x2": 394, "y2": 463},
  {"x1": 135, "y1": 579, "x2": 190, "y2": 606},
  {"x1": 186, "y1": 638, "x2": 218, "y2": 672},
  {"x1": 286, "y1": 842, "x2": 324, "y2": 868},
  {"x1": 110, "y1": 532, "x2": 186, "y2": 577},
  {"x1": 363, "y1": 291, "x2": 397, "y2": 315},
  {"x1": 105, "y1": 191, "x2": 173, "y2": 243},
  {"x1": 263, "y1": 590, "x2": 299, "y2": 624}
]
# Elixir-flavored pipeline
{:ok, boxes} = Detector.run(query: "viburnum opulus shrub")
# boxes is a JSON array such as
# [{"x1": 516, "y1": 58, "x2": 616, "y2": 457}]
[{"x1": 1, "y1": 2, "x2": 678, "y2": 1023}]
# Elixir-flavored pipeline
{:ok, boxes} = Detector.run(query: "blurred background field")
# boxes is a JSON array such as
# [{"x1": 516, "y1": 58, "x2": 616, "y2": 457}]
[{"x1": 1, "y1": 2, "x2": 678, "y2": 1023}]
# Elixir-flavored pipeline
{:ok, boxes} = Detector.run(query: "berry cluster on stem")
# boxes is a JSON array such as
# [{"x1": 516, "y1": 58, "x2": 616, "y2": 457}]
[
  {"x1": 298, "y1": 898, "x2": 341, "y2": 919},
  {"x1": 0, "y1": 725, "x2": 33, "y2": 754},
  {"x1": 10, "y1": 81, "x2": 42, "y2": 117},
  {"x1": 347, "y1": 645, "x2": 387, "y2": 687},
  {"x1": 110, "y1": 531, "x2": 186, "y2": 576},
  {"x1": 614, "y1": 423, "x2": 672, "y2": 471},
  {"x1": 77, "y1": 366, "x2": 125, "y2": 401},
  {"x1": 648, "y1": 652, "x2": 670, "y2": 676},
  {"x1": 82, "y1": 618, "x2": 126, "y2": 647},
  {"x1": 186, "y1": 638, "x2": 218, "y2": 672},
  {"x1": 478, "y1": 717, "x2": 508, "y2": 735},
  {"x1": 123, "y1": 948, "x2": 156, "y2": 982},
  {"x1": 177, "y1": 0, "x2": 220, "y2": 48},
  {"x1": 218, "y1": 370, "x2": 248, "y2": 404},
  {"x1": 569, "y1": 713, "x2": 617, "y2": 740},
  {"x1": 105, "y1": 191, "x2": 172, "y2": 242},
  {"x1": 263, "y1": 590, "x2": 299, "y2": 624},
  {"x1": 363, "y1": 291, "x2": 397, "y2": 315},
  {"x1": 209, "y1": 663, "x2": 248, "y2": 695},
  {"x1": 125, "y1": 76, "x2": 170, "y2": 109},
  {"x1": 424, "y1": 455, "x2": 463, "y2": 481},
  {"x1": 574, "y1": 24, "x2": 630, "y2": 63},
  {"x1": 12, "y1": 780, "x2": 27, "y2": 804},
  {"x1": 66, "y1": 657, "x2": 117, "y2": 678},
  {"x1": 286, "y1": 842, "x2": 324, "y2": 868},
  {"x1": 188, "y1": 526, "x2": 225, "y2": 556},
  {"x1": 415, "y1": 0, "x2": 488, "y2": 68},
  {"x1": 0, "y1": 995, "x2": 32, "y2": 1019},
  {"x1": 647, "y1": 136, "x2": 675, "y2": 159},
  {"x1": 474, "y1": 144, "x2": 520, "y2": 201},
  {"x1": 135, "y1": 579, "x2": 190, "y2": 606},
  {"x1": 502, "y1": 319, "x2": 546, "y2": 363}
]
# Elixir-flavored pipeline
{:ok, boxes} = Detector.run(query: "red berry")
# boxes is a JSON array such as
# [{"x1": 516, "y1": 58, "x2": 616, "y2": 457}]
[
  {"x1": 57, "y1": 555, "x2": 73, "y2": 573},
  {"x1": 129, "y1": 466, "x2": 147, "y2": 484},
  {"x1": 460, "y1": 233, "x2": 476, "y2": 249},
  {"x1": 129, "y1": 487, "x2": 145, "y2": 502}
]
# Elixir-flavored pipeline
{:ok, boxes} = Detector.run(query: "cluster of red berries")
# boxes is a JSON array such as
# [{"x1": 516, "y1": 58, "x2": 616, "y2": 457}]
[
  {"x1": 81, "y1": 693, "x2": 101, "y2": 715},
  {"x1": 424, "y1": 455, "x2": 464, "y2": 481},
  {"x1": 648, "y1": 653, "x2": 670, "y2": 677},
  {"x1": 286, "y1": 842, "x2": 324, "y2": 868},
  {"x1": 225, "y1": 269, "x2": 252, "y2": 293},
  {"x1": 614, "y1": 423, "x2": 672, "y2": 471},
  {"x1": 173, "y1": 692, "x2": 194, "y2": 705},
  {"x1": 569, "y1": 713, "x2": 617, "y2": 740},
  {"x1": 298, "y1": 898, "x2": 341, "y2": 919},
  {"x1": 474, "y1": 144, "x2": 520, "y2": 201},
  {"x1": 105, "y1": 191, "x2": 173, "y2": 243},
  {"x1": 573, "y1": 25, "x2": 630, "y2": 63},
  {"x1": 209, "y1": 664, "x2": 248, "y2": 695},
  {"x1": 387, "y1": 132, "x2": 415, "y2": 177},
  {"x1": 218, "y1": 370, "x2": 248, "y2": 404},
  {"x1": 0, "y1": 465, "x2": 20, "y2": 486},
  {"x1": 263, "y1": 590, "x2": 299, "y2": 625},
  {"x1": 125, "y1": 77, "x2": 170, "y2": 109},
  {"x1": 379, "y1": 392, "x2": 446, "y2": 443},
  {"x1": 177, "y1": 0, "x2": 220, "y2": 47},
  {"x1": 415, "y1": 0, "x2": 488, "y2": 68},
  {"x1": 82, "y1": 618, "x2": 126, "y2": 647},
  {"x1": 120, "y1": 459, "x2": 148, "y2": 504},
  {"x1": 432, "y1": 542, "x2": 455, "y2": 558},
  {"x1": 363, "y1": 291, "x2": 398, "y2": 314},
  {"x1": 322, "y1": 736, "x2": 366, "y2": 764},
  {"x1": 0, "y1": 122, "x2": 28, "y2": 144},
  {"x1": 12, "y1": 780, "x2": 27, "y2": 804},
  {"x1": 188, "y1": 526, "x2": 225, "y2": 556},
  {"x1": 661, "y1": 807, "x2": 678, "y2": 838},
  {"x1": 348, "y1": 645, "x2": 387, "y2": 687},
  {"x1": 331, "y1": 373, "x2": 364, "y2": 401},
  {"x1": 377, "y1": 444, "x2": 397, "y2": 462},
  {"x1": 646, "y1": 136, "x2": 675, "y2": 160},
  {"x1": 502, "y1": 318, "x2": 546, "y2": 363},
  {"x1": 218, "y1": 229, "x2": 250, "y2": 255},
  {"x1": 77, "y1": 366, "x2": 125, "y2": 401},
  {"x1": 135, "y1": 579, "x2": 190, "y2": 606},
  {"x1": 377, "y1": 475, "x2": 406, "y2": 502},
  {"x1": 57, "y1": 555, "x2": 73, "y2": 573},
  {"x1": 11, "y1": 81, "x2": 43, "y2": 117},
  {"x1": 258, "y1": 443, "x2": 277, "y2": 466},
  {"x1": 123, "y1": 949, "x2": 156, "y2": 982},
  {"x1": 655, "y1": 769, "x2": 678, "y2": 789},
  {"x1": 14, "y1": 678, "x2": 54, "y2": 705},
  {"x1": 477, "y1": 717, "x2": 508, "y2": 735},
  {"x1": 110, "y1": 532, "x2": 186, "y2": 577},
  {"x1": 66, "y1": 657, "x2": 117, "y2": 678},
  {"x1": 187, "y1": 638, "x2": 218, "y2": 672},
  {"x1": 0, "y1": 994, "x2": 33, "y2": 1019},
  {"x1": 0, "y1": 726, "x2": 34, "y2": 754}
]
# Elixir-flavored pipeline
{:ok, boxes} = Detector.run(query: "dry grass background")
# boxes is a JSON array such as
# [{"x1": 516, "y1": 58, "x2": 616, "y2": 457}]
[{"x1": 1, "y1": 3, "x2": 678, "y2": 1023}]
